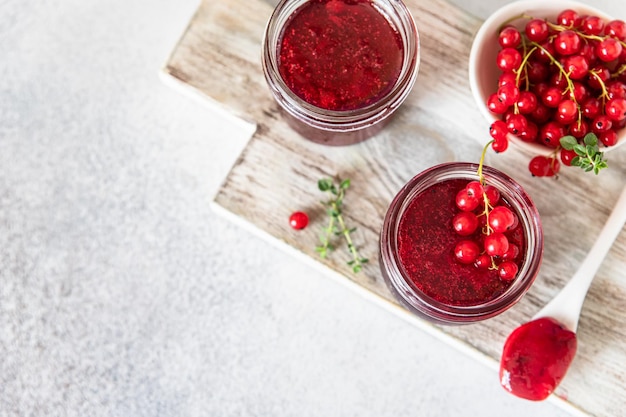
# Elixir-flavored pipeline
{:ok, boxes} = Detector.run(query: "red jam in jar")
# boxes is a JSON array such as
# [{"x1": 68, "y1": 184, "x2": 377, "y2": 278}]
[
  {"x1": 262, "y1": 0, "x2": 419, "y2": 145},
  {"x1": 379, "y1": 163, "x2": 543, "y2": 324},
  {"x1": 278, "y1": 0, "x2": 403, "y2": 111},
  {"x1": 500, "y1": 317, "x2": 578, "y2": 401},
  {"x1": 397, "y1": 178, "x2": 525, "y2": 306}
]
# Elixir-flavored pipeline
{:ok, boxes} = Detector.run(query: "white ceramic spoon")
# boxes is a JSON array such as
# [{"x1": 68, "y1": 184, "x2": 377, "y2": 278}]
[
  {"x1": 534, "y1": 182, "x2": 626, "y2": 330},
  {"x1": 499, "y1": 183, "x2": 626, "y2": 401}
]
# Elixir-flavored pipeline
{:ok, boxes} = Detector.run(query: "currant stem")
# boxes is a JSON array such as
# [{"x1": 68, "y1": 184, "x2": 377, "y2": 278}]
[
  {"x1": 316, "y1": 177, "x2": 367, "y2": 272},
  {"x1": 531, "y1": 42, "x2": 576, "y2": 99},
  {"x1": 336, "y1": 212, "x2": 367, "y2": 272},
  {"x1": 318, "y1": 214, "x2": 336, "y2": 257},
  {"x1": 477, "y1": 140, "x2": 494, "y2": 185},
  {"x1": 589, "y1": 69, "x2": 611, "y2": 104}
]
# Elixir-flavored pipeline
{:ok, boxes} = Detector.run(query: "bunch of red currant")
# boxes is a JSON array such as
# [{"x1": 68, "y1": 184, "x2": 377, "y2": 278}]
[
  {"x1": 452, "y1": 179, "x2": 523, "y2": 281},
  {"x1": 487, "y1": 9, "x2": 626, "y2": 177}
]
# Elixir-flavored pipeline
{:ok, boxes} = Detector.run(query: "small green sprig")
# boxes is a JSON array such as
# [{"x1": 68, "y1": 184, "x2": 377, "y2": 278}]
[
  {"x1": 315, "y1": 178, "x2": 369, "y2": 273},
  {"x1": 560, "y1": 133, "x2": 608, "y2": 175}
]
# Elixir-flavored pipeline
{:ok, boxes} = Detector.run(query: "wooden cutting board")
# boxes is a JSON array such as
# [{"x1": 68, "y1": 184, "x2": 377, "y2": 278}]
[{"x1": 162, "y1": 0, "x2": 626, "y2": 415}]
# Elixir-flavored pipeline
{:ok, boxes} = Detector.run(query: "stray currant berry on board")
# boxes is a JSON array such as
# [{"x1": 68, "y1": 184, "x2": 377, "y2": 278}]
[{"x1": 289, "y1": 211, "x2": 309, "y2": 230}]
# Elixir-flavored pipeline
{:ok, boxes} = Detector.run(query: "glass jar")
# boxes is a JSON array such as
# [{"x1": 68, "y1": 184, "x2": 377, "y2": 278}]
[
  {"x1": 261, "y1": 0, "x2": 420, "y2": 146},
  {"x1": 379, "y1": 162, "x2": 544, "y2": 325}
]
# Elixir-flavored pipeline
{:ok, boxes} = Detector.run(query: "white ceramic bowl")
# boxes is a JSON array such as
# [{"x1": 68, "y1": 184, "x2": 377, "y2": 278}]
[{"x1": 468, "y1": 0, "x2": 624, "y2": 155}]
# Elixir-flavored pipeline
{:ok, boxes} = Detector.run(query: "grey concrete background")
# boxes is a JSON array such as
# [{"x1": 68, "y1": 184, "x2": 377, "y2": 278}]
[{"x1": 2, "y1": 0, "x2": 620, "y2": 416}]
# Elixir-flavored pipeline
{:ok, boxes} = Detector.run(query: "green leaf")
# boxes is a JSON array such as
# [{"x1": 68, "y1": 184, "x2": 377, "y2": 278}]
[
  {"x1": 318, "y1": 178, "x2": 332, "y2": 191},
  {"x1": 573, "y1": 144, "x2": 586, "y2": 156},
  {"x1": 583, "y1": 133, "x2": 598, "y2": 147},
  {"x1": 340, "y1": 179, "x2": 351, "y2": 189},
  {"x1": 571, "y1": 156, "x2": 581, "y2": 166},
  {"x1": 560, "y1": 135, "x2": 578, "y2": 150}
]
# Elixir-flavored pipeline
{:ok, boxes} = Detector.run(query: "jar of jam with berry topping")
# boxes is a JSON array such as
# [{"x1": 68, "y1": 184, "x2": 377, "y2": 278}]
[
  {"x1": 379, "y1": 162, "x2": 543, "y2": 324},
  {"x1": 262, "y1": 0, "x2": 419, "y2": 146}
]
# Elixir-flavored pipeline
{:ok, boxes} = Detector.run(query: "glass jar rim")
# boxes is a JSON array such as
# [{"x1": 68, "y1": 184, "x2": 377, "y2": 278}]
[
  {"x1": 380, "y1": 162, "x2": 544, "y2": 323},
  {"x1": 261, "y1": 0, "x2": 420, "y2": 129}
]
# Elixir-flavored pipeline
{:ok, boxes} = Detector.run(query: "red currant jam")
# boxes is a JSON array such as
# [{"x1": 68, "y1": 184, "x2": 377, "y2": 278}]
[
  {"x1": 379, "y1": 163, "x2": 543, "y2": 324},
  {"x1": 500, "y1": 317, "x2": 577, "y2": 401},
  {"x1": 278, "y1": 0, "x2": 404, "y2": 111},
  {"x1": 397, "y1": 179, "x2": 525, "y2": 306}
]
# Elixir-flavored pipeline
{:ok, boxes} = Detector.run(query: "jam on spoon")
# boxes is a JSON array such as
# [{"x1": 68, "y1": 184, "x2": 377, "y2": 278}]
[{"x1": 499, "y1": 184, "x2": 626, "y2": 401}]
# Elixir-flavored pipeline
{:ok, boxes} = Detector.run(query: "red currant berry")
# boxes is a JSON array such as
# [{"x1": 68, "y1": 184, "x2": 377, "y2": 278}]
[
  {"x1": 484, "y1": 185, "x2": 500, "y2": 207},
  {"x1": 289, "y1": 211, "x2": 309, "y2": 230},
  {"x1": 502, "y1": 244, "x2": 520, "y2": 261},
  {"x1": 497, "y1": 48, "x2": 523, "y2": 72},
  {"x1": 487, "y1": 93, "x2": 509, "y2": 114},
  {"x1": 587, "y1": 66, "x2": 611, "y2": 90},
  {"x1": 519, "y1": 121, "x2": 539, "y2": 142},
  {"x1": 605, "y1": 98, "x2": 626, "y2": 121},
  {"x1": 534, "y1": 40, "x2": 556, "y2": 63},
  {"x1": 581, "y1": 15, "x2": 605, "y2": 36},
  {"x1": 605, "y1": 19, "x2": 626, "y2": 41},
  {"x1": 498, "y1": 72, "x2": 517, "y2": 88},
  {"x1": 492, "y1": 137, "x2": 509, "y2": 153},
  {"x1": 529, "y1": 155, "x2": 550, "y2": 177},
  {"x1": 454, "y1": 240, "x2": 480, "y2": 264},
  {"x1": 599, "y1": 129, "x2": 618, "y2": 147},
  {"x1": 516, "y1": 91, "x2": 539, "y2": 114},
  {"x1": 530, "y1": 103, "x2": 553, "y2": 125},
  {"x1": 526, "y1": 60, "x2": 550, "y2": 83},
  {"x1": 596, "y1": 37, "x2": 623, "y2": 62},
  {"x1": 545, "y1": 158, "x2": 560, "y2": 177},
  {"x1": 606, "y1": 81, "x2": 626, "y2": 100},
  {"x1": 561, "y1": 54, "x2": 588, "y2": 80},
  {"x1": 581, "y1": 97, "x2": 602, "y2": 119},
  {"x1": 499, "y1": 26, "x2": 522, "y2": 48},
  {"x1": 456, "y1": 189, "x2": 480, "y2": 212},
  {"x1": 474, "y1": 254, "x2": 492, "y2": 270},
  {"x1": 541, "y1": 86, "x2": 564, "y2": 108},
  {"x1": 591, "y1": 115, "x2": 613, "y2": 134},
  {"x1": 539, "y1": 121, "x2": 566, "y2": 148},
  {"x1": 557, "y1": 9, "x2": 580, "y2": 28},
  {"x1": 555, "y1": 99, "x2": 579, "y2": 125},
  {"x1": 525, "y1": 19, "x2": 550, "y2": 42},
  {"x1": 560, "y1": 148, "x2": 577, "y2": 166},
  {"x1": 506, "y1": 113, "x2": 528, "y2": 135},
  {"x1": 489, "y1": 120, "x2": 508, "y2": 141},
  {"x1": 452, "y1": 211, "x2": 479, "y2": 236},
  {"x1": 569, "y1": 81, "x2": 589, "y2": 103},
  {"x1": 554, "y1": 30, "x2": 581, "y2": 55},
  {"x1": 550, "y1": 72, "x2": 569, "y2": 89},
  {"x1": 498, "y1": 261, "x2": 519, "y2": 281},
  {"x1": 489, "y1": 206, "x2": 517, "y2": 233},
  {"x1": 497, "y1": 84, "x2": 521, "y2": 106},
  {"x1": 484, "y1": 232, "x2": 510, "y2": 257},
  {"x1": 580, "y1": 41, "x2": 597, "y2": 63},
  {"x1": 465, "y1": 181, "x2": 485, "y2": 198},
  {"x1": 569, "y1": 119, "x2": 589, "y2": 139},
  {"x1": 532, "y1": 82, "x2": 550, "y2": 98},
  {"x1": 614, "y1": 117, "x2": 626, "y2": 130}
]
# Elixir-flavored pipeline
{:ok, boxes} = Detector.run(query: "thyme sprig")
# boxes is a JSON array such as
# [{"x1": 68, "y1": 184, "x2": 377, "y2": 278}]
[
  {"x1": 316, "y1": 178, "x2": 368, "y2": 273},
  {"x1": 560, "y1": 133, "x2": 608, "y2": 174}
]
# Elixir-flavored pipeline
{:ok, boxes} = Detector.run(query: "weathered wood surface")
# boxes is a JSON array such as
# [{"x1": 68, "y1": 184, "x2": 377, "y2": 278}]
[{"x1": 163, "y1": 0, "x2": 626, "y2": 415}]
